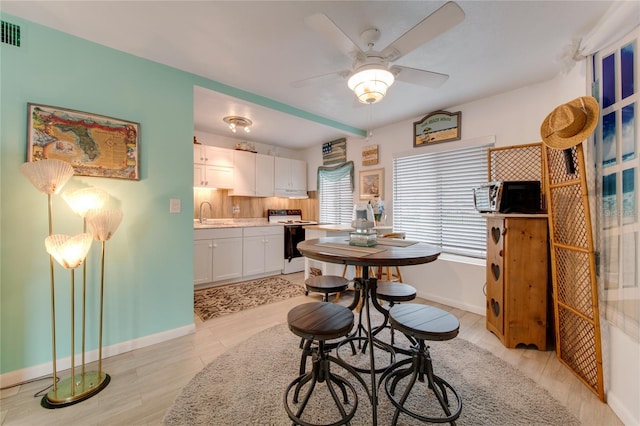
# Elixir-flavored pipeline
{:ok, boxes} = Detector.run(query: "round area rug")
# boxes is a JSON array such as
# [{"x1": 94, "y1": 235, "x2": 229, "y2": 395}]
[{"x1": 163, "y1": 319, "x2": 579, "y2": 425}]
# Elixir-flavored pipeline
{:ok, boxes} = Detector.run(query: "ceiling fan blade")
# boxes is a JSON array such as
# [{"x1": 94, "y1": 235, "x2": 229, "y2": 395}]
[
  {"x1": 391, "y1": 65, "x2": 449, "y2": 88},
  {"x1": 291, "y1": 70, "x2": 350, "y2": 88},
  {"x1": 381, "y1": 1, "x2": 465, "y2": 62},
  {"x1": 305, "y1": 13, "x2": 362, "y2": 59}
]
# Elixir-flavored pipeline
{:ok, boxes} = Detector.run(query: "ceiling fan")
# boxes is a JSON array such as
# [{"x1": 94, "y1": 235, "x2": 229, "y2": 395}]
[{"x1": 294, "y1": 1, "x2": 465, "y2": 104}]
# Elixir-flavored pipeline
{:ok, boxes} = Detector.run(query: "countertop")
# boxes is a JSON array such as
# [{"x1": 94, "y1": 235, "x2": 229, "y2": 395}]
[{"x1": 194, "y1": 219, "x2": 282, "y2": 229}]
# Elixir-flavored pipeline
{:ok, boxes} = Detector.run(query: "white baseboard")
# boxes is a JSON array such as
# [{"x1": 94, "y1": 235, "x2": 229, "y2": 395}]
[
  {"x1": 416, "y1": 289, "x2": 485, "y2": 316},
  {"x1": 0, "y1": 323, "x2": 195, "y2": 388},
  {"x1": 607, "y1": 383, "x2": 639, "y2": 426}
]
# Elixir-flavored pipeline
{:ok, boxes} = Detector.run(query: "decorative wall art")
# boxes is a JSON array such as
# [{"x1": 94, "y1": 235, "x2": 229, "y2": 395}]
[
  {"x1": 322, "y1": 138, "x2": 346, "y2": 165},
  {"x1": 362, "y1": 144, "x2": 379, "y2": 166},
  {"x1": 359, "y1": 168, "x2": 384, "y2": 200},
  {"x1": 27, "y1": 103, "x2": 140, "y2": 180},
  {"x1": 414, "y1": 110, "x2": 461, "y2": 147}
]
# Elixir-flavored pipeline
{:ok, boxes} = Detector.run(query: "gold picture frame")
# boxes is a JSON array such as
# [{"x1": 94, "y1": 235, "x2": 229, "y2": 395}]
[
  {"x1": 414, "y1": 110, "x2": 461, "y2": 147},
  {"x1": 359, "y1": 168, "x2": 383, "y2": 200},
  {"x1": 27, "y1": 103, "x2": 140, "y2": 180}
]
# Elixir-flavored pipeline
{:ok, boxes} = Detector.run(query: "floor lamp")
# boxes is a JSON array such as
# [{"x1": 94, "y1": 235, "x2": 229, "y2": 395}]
[
  {"x1": 20, "y1": 159, "x2": 75, "y2": 400},
  {"x1": 43, "y1": 233, "x2": 108, "y2": 407}
]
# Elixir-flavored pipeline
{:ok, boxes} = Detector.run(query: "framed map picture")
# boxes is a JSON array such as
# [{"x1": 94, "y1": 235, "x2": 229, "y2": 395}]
[
  {"x1": 27, "y1": 103, "x2": 140, "y2": 180},
  {"x1": 414, "y1": 110, "x2": 461, "y2": 147}
]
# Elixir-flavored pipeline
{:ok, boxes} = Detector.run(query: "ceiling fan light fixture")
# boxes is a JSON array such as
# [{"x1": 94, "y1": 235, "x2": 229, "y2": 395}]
[
  {"x1": 223, "y1": 116, "x2": 252, "y2": 134},
  {"x1": 347, "y1": 66, "x2": 395, "y2": 104}
]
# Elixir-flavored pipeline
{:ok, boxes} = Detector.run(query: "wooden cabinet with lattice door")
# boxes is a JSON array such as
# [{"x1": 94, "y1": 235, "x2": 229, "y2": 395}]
[{"x1": 485, "y1": 214, "x2": 549, "y2": 350}]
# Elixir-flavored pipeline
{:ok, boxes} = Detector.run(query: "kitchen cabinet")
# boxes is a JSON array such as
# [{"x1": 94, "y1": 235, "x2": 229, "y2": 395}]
[
  {"x1": 255, "y1": 154, "x2": 275, "y2": 197},
  {"x1": 194, "y1": 163, "x2": 233, "y2": 189},
  {"x1": 230, "y1": 151, "x2": 275, "y2": 197},
  {"x1": 485, "y1": 214, "x2": 549, "y2": 350},
  {"x1": 242, "y1": 226, "x2": 284, "y2": 277},
  {"x1": 231, "y1": 150, "x2": 256, "y2": 196},
  {"x1": 194, "y1": 145, "x2": 234, "y2": 167},
  {"x1": 274, "y1": 157, "x2": 307, "y2": 197},
  {"x1": 193, "y1": 145, "x2": 234, "y2": 189},
  {"x1": 194, "y1": 228, "x2": 243, "y2": 285}
]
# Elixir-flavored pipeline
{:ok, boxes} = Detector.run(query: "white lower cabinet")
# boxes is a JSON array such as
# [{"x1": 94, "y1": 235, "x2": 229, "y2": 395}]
[
  {"x1": 242, "y1": 226, "x2": 284, "y2": 277},
  {"x1": 194, "y1": 228, "x2": 243, "y2": 286},
  {"x1": 194, "y1": 225, "x2": 283, "y2": 286}
]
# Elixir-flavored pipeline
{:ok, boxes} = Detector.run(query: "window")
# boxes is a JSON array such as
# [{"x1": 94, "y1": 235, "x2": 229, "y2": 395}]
[
  {"x1": 593, "y1": 28, "x2": 639, "y2": 339},
  {"x1": 318, "y1": 161, "x2": 354, "y2": 224},
  {"x1": 393, "y1": 143, "x2": 492, "y2": 258}
]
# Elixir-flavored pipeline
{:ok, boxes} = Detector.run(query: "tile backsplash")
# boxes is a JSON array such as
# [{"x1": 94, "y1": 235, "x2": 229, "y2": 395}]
[{"x1": 194, "y1": 189, "x2": 318, "y2": 222}]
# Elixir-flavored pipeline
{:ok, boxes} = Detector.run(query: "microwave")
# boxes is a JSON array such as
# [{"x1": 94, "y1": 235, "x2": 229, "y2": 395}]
[{"x1": 473, "y1": 181, "x2": 541, "y2": 213}]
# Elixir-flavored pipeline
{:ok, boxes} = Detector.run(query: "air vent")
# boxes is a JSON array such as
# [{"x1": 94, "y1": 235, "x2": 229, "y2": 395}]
[{"x1": 2, "y1": 21, "x2": 21, "y2": 47}]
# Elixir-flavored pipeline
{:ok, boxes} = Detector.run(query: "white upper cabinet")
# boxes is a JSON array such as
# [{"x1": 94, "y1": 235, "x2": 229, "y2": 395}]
[
  {"x1": 274, "y1": 157, "x2": 307, "y2": 197},
  {"x1": 230, "y1": 151, "x2": 275, "y2": 197},
  {"x1": 231, "y1": 150, "x2": 256, "y2": 196},
  {"x1": 194, "y1": 145, "x2": 234, "y2": 167},
  {"x1": 193, "y1": 145, "x2": 234, "y2": 188},
  {"x1": 255, "y1": 154, "x2": 275, "y2": 197}
]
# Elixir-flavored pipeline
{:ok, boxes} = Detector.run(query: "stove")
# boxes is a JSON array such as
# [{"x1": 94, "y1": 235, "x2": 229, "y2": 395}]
[
  {"x1": 267, "y1": 209, "x2": 316, "y2": 274},
  {"x1": 267, "y1": 209, "x2": 316, "y2": 226}
]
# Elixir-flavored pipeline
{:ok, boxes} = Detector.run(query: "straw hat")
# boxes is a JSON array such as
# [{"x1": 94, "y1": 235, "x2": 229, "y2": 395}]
[{"x1": 540, "y1": 96, "x2": 599, "y2": 150}]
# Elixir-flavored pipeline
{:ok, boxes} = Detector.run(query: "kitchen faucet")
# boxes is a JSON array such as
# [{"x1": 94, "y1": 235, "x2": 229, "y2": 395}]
[{"x1": 199, "y1": 201, "x2": 212, "y2": 224}]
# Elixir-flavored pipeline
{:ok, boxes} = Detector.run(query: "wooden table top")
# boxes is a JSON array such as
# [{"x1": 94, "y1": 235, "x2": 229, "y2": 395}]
[{"x1": 297, "y1": 236, "x2": 441, "y2": 268}]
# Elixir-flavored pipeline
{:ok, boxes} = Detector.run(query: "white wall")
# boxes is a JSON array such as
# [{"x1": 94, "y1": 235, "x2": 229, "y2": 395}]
[{"x1": 303, "y1": 60, "x2": 639, "y2": 425}]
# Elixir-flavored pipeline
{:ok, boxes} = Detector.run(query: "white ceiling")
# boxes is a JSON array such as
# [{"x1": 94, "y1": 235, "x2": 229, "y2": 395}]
[{"x1": 2, "y1": 1, "x2": 615, "y2": 149}]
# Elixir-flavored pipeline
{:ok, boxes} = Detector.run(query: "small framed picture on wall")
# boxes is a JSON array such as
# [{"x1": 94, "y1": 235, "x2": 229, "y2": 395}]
[{"x1": 359, "y1": 168, "x2": 383, "y2": 200}]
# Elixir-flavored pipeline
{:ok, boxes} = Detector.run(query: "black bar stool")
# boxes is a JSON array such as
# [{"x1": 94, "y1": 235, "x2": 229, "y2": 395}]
[
  {"x1": 284, "y1": 302, "x2": 369, "y2": 426},
  {"x1": 371, "y1": 282, "x2": 417, "y2": 346},
  {"x1": 380, "y1": 304, "x2": 462, "y2": 425},
  {"x1": 304, "y1": 275, "x2": 349, "y2": 302}
]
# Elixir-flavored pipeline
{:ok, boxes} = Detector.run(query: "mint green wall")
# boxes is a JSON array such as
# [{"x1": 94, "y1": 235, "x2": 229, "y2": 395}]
[{"x1": 0, "y1": 15, "x2": 195, "y2": 374}]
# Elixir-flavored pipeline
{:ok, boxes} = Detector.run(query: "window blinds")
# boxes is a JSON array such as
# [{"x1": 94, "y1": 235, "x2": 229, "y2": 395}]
[
  {"x1": 318, "y1": 161, "x2": 354, "y2": 224},
  {"x1": 393, "y1": 144, "x2": 492, "y2": 258}
]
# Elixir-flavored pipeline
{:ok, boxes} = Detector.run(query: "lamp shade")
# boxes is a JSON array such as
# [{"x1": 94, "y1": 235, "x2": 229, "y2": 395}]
[
  {"x1": 63, "y1": 188, "x2": 109, "y2": 217},
  {"x1": 86, "y1": 209, "x2": 123, "y2": 241},
  {"x1": 45, "y1": 233, "x2": 93, "y2": 269},
  {"x1": 20, "y1": 159, "x2": 74, "y2": 195},
  {"x1": 347, "y1": 67, "x2": 395, "y2": 104}
]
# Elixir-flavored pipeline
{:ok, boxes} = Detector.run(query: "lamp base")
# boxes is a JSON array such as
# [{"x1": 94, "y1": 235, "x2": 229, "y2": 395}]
[{"x1": 41, "y1": 371, "x2": 110, "y2": 409}]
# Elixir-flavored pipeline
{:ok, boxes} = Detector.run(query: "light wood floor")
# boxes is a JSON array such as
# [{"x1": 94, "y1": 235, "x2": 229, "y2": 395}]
[{"x1": 1, "y1": 272, "x2": 623, "y2": 425}]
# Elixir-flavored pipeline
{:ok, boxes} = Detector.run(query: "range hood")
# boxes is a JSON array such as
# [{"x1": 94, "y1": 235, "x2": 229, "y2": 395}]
[{"x1": 274, "y1": 189, "x2": 308, "y2": 199}]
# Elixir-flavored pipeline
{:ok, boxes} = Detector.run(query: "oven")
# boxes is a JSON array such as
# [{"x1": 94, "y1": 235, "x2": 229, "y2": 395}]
[{"x1": 267, "y1": 209, "x2": 316, "y2": 274}]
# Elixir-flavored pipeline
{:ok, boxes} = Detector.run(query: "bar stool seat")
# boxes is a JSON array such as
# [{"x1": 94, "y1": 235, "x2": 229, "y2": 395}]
[
  {"x1": 368, "y1": 282, "x2": 418, "y2": 348},
  {"x1": 376, "y1": 282, "x2": 416, "y2": 303},
  {"x1": 305, "y1": 275, "x2": 349, "y2": 302},
  {"x1": 381, "y1": 304, "x2": 462, "y2": 425},
  {"x1": 284, "y1": 302, "x2": 368, "y2": 426}
]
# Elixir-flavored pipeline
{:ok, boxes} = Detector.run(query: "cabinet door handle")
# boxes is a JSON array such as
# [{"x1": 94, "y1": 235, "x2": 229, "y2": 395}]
[{"x1": 212, "y1": 243, "x2": 217, "y2": 248}]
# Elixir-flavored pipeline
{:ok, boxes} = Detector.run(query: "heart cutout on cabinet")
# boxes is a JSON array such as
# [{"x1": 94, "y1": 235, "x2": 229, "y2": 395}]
[
  {"x1": 491, "y1": 263, "x2": 500, "y2": 281},
  {"x1": 490, "y1": 298, "x2": 500, "y2": 317},
  {"x1": 491, "y1": 227, "x2": 501, "y2": 244}
]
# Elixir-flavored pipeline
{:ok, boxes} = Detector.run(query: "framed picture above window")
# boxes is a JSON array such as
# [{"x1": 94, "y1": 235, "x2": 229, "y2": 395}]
[
  {"x1": 413, "y1": 110, "x2": 461, "y2": 147},
  {"x1": 359, "y1": 168, "x2": 383, "y2": 200}
]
